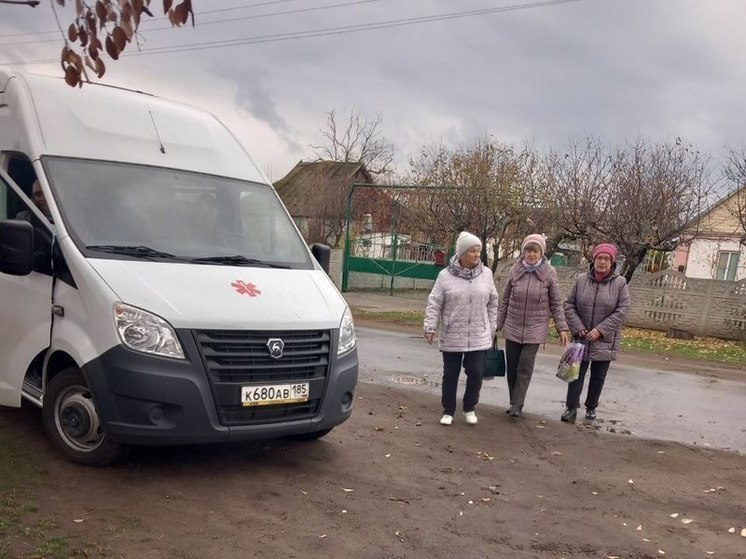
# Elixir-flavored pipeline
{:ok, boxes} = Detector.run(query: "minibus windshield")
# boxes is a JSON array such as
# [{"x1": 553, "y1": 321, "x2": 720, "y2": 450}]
[{"x1": 43, "y1": 158, "x2": 313, "y2": 268}]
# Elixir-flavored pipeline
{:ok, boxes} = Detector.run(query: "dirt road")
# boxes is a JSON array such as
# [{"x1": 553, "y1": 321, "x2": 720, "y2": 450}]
[{"x1": 1, "y1": 379, "x2": 744, "y2": 559}]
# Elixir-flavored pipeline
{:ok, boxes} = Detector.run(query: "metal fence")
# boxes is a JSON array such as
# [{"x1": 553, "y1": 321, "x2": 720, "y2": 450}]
[{"x1": 333, "y1": 252, "x2": 746, "y2": 341}]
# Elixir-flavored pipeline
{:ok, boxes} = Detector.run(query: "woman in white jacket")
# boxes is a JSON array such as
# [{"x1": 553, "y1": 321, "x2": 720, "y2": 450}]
[{"x1": 424, "y1": 232, "x2": 498, "y2": 426}]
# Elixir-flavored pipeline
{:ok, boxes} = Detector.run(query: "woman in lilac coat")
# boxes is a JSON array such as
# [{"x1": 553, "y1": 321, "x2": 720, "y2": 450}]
[
  {"x1": 496, "y1": 234, "x2": 570, "y2": 418},
  {"x1": 424, "y1": 232, "x2": 498, "y2": 427},
  {"x1": 561, "y1": 243, "x2": 631, "y2": 423}
]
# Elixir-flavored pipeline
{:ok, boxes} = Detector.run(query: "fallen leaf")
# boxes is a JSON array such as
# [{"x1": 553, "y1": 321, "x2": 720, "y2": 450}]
[
  {"x1": 384, "y1": 453, "x2": 391, "y2": 458},
  {"x1": 73, "y1": 518, "x2": 85, "y2": 523},
  {"x1": 727, "y1": 527, "x2": 735, "y2": 533},
  {"x1": 375, "y1": 426, "x2": 385, "y2": 432},
  {"x1": 467, "y1": 500, "x2": 474, "y2": 505},
  {"x1": 622, "y1": 522, "x2": 627, "y2": 526},
  {"x1": 342, "y1": 488, "x2": 354, "y2": 492},
  {"x1": 301, "y1": 491, "x2": 308, "y2": 495},
  {"x1": 552, "y1": 451, "x2": 562, "y2": 456},
  {"x1": 459, "y1": 511, "x2": 463, "y2": 516},
  {"x1": 481, "y1": 497, "x2": 491, "y2": 502},
  {"x1": 657, "y1": 450, "x2": 666, "y2": 454},
  {"x1": 681, "y1": 518, "x2": 694, "y2": 524},
  {"x1": 705, "y1": 552, "x2": 714, "y2": 555},
  {"x1": 741, "y1": 528, "x2": 746, "y2": 537},
  {"x1": 670, "y1": 513, "x2": 679, "y2": 518},
  {"x1": 536, "y1": 424, "x2": 545, "y2": 429},
  {"x1": 658, "y1": 550, "x2": 665, "y2": 555},
  {"x1": 319, "y1": 534, "x2": 327, "y2": 538},
  {"x1": 342, "y1": 509, "x2": 347, "y2": 514},
  {"x1": 628, "y1": 479, "x2": 634, "y2": 484},
  {"x1": 643, "y1": 538, "x2": 650, "y2": 542},
  {"x1": 592, "y1": 491, "x2": 599, "y2": 495},
  {"x1": 636, "y1": 525, "x2": 642, "y2": 531},
  {"x1": 607, "y1": 556, "x2": 619, "y2": 559}
]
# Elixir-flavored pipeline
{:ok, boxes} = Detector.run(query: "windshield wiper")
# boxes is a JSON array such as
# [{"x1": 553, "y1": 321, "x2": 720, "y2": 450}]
[
  {"x1": 86, "y1": 245, "x2": 187, "y2": 261},
  {"x1": 187, "y1": 255, "x2": 290, "y2": 268}
]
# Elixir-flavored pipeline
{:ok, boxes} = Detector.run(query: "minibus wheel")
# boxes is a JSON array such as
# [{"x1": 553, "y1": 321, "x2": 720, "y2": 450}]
[{"x1": 43, "y1": 367, "x2": 128, "y2": 466}]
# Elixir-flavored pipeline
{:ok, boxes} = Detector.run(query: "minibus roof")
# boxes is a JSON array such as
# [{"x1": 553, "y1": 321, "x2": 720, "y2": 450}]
[{"x1": 0, "y1": 70, "x2": 266, "y2": 182}]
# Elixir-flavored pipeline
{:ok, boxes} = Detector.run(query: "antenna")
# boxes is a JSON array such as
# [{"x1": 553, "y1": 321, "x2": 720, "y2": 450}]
[{"x1": 148, "y1": 110, "x2": 166, "y2": 154}]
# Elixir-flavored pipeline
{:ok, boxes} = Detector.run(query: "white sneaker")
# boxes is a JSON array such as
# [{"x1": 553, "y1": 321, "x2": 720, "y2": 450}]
[
  {"x1": 464, "y1": 411, "x2": 478, "y2": 425},
  {"x1": 439, "y1": 414, "x2": 453, "y2": 426}
]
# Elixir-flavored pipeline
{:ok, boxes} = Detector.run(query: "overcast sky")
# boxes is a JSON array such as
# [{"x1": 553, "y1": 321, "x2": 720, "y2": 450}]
[{"x1": 1, "y1": 0, "x2": 744, "y2": 182}]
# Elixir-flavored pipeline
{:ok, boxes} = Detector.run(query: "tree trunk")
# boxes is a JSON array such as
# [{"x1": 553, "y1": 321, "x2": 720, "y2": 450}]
[{"x1": 620, "y1": 247, "x2": 647, "y2": 283}]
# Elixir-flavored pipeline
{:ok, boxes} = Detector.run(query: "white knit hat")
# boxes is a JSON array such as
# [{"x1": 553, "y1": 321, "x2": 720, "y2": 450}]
[{"x1": 456, "y1": 231, "x2": 482, "y2": 257}]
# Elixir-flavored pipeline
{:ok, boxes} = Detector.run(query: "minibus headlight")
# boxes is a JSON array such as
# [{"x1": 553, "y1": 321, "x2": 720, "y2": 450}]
[
  {"x1": 114, "y1": 303, "x2": 185, "y2": 360},
  {"x1": 337, "y1": 306, "x2": 356, "y2": 355}
]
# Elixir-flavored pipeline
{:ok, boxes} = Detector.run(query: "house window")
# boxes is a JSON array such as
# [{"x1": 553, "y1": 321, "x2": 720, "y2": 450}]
[{"x1": 715, "y1": 251, "x2": 740, "y2": 281}]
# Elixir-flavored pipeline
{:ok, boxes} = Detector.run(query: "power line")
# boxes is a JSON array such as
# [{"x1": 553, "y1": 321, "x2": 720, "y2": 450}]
[
  {"x1": 0, "y1": 0, "x2": 384, "y2": 46},
  {"x1": 0, "y1": 0, "x2": 306, "y2": 39},
  {"x1": 3, "y1": 0, "x2": 583, "y2": 66}
]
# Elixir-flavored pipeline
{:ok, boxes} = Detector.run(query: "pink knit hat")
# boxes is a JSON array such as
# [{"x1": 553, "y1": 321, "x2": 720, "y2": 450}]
[
  {"x1": 592, "y1": 243, "x2": 618, "y2": 263},
  {"x1": 521, "y1": 234, "x2": 546, "y2": 257}
]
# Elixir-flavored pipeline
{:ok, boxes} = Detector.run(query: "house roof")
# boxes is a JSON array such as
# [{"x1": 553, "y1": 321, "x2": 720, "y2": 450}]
[
  {"x1": 274, "y1": 160, "x2": 373, "y2": 216},
  {"x1": 687, "y1": 184, "x2": 745, "y2": 235}
]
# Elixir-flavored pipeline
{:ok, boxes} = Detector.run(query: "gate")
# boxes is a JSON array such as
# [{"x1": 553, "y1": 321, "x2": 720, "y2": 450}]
[{"x1": 341, "y1": 183, "x2": 456, "y2": 297}]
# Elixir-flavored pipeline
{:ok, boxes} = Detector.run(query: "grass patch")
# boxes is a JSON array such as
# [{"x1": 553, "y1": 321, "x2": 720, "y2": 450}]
[
  {"x1": 620, "y1": 327, "x2": 746, "y2": 365},
  {"x1": 354, "y1": 309, "x2": 746, "y2": 366},
  {"x1": 354, "y1": 310, "x2": 425, "y2": 326}
]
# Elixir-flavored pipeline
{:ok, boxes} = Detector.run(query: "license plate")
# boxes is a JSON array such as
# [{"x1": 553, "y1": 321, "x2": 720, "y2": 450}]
[{"x1": 241, "y1": 382, "x2": 309, "y2": 407}]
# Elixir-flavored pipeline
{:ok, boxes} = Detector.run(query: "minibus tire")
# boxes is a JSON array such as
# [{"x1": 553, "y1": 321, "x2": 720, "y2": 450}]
[
  {"x1": 289, "y1": 428, "x2": 334, "y2": 441},
  {"x1": 43, "y1": 367, "x2": 129, "y2": 466}
]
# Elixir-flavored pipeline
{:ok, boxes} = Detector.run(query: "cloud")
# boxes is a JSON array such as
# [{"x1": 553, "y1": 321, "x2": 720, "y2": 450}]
[{"x1": 1, "y1": 0, "x2": 744, "y2": 178}]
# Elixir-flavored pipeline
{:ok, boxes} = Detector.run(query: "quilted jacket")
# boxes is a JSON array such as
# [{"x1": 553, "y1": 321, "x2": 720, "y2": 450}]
[
  {"x1": 424, "y1": 256, "x2": 499, "y2": 352},
  {"x1": 495, "y1": 259, "x2": 569, "y2": 344},
  {"x1": 564, "y1": 266, "x2": 631, "y2": 361}
]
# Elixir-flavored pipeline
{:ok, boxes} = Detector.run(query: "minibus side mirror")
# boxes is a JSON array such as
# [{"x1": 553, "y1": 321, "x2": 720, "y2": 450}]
[
  {"x1": 0, "y1": 219, "x2": 34, "y2": 276},
  {"x1": 310, "y1": 243, "x2": 331, "y2": 274}
]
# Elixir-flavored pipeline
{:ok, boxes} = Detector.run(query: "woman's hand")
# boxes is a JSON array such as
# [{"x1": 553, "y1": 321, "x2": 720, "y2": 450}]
[
  {"x1": 559, "y1": 331, "x2": 570, "y2": 346},
  {"x1": 585, "y1": 328, "x2": 603, "y2": 341},
  {"x1": 425, "y1": 332, "x2": 435, "y2": 344}
]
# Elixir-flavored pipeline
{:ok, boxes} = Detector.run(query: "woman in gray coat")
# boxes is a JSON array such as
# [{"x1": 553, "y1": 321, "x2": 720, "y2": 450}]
[
  {"x1": 496, "y1": 234, "x2": 570, "y2": 418},
  {"x1": 424, "y1": 231, "x2": 498, "y2": 426},
  {"x1": 561, "y1": 243, "x2": 631, "y2": 423}
]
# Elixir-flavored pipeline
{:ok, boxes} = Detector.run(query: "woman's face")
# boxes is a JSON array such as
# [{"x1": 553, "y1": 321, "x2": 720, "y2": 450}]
[
  {"x1": 523, "y1": 244, "x2": 542, "y2": 265},
  {"x1": 594, "y1": 253, "x2": 613, "y2": 274},
  {"x1": 460, "y1": 245, "x2": 481, "y2": 268}
]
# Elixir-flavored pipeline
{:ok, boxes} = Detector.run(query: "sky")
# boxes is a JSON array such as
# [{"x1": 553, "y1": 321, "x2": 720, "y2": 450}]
[{"x1": 1, "y1": 0, "x2": 745, "y2": 183}]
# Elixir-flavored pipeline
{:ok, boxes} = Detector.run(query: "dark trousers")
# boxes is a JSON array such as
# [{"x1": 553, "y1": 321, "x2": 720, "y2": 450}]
[
  {"x1": 441, "y1": 350, "x2": 486, "y2": 416},
  {"x1": 565, "y1": 360, "x2": 611, "y2": 411},
  {"x1": 505, "y1": 340, "x2": 540, "y2": 407}
]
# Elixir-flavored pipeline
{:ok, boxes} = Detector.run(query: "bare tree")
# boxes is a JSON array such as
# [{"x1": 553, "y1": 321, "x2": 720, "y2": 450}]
[
  {"x1": 309, "y1": 109, "x2": 396, "y2": 177},
  {"x1": 544, "y1": 137, "x2": 613, "y2": 251},
  {"x1": 4, "y1": 1, "x2": 195, "y2": 86},
  {"x1": 546, "y1": 137, "x2": 714, "y2": 282},
  {"x1": 603, "y1": 138, "x2": 712, "y2": 282},
  {"x1": 723, "y1": 144, "x2": 746, "y2": 245},
  {"x1": 405, "y1": 136, "x2": 538, "y2": 271}
]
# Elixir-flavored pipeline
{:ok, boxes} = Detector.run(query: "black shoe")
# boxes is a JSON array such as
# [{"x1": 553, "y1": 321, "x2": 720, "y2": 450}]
[
  {"x1": 561, "y1": 408, "x2": 577, "y2": 423},
  {"x1": 585, "y1": 409, "x2": 596, "y2": 421},
  {"x1": 508, "y1": 404, "x2": 521, "y2": 417}
]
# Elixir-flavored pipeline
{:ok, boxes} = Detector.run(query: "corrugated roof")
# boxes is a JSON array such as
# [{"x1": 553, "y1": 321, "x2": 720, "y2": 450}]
[{"x1": 274, "y1": 160, "x2": 372, "y2": 215}]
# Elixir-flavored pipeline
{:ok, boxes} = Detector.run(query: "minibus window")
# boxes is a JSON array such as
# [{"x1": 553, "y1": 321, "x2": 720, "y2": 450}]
[{"x1": 43, "y1": 158, "x2": 313, "y2": 269}]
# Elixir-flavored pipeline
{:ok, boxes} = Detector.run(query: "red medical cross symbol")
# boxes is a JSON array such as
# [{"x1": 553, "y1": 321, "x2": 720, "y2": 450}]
[{"x1": 231, "y1": 280, "x2": 261, "y2": 297}]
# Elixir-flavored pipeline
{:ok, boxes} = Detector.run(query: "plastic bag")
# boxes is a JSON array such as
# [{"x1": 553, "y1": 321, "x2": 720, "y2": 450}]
[{"x1": 556, "y1": 342, "x2": 585, "y2": 383}]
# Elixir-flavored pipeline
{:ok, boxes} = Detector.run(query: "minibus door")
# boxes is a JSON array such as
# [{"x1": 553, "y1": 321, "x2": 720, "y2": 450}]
[{"x1": 0, "y1": 168, "x2": 53, "y2": 407}]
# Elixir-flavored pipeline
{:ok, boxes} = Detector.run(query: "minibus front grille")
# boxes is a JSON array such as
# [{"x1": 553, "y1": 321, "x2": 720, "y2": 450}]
[
  {"x1": 194, "y1": 329, "x2": 332, "y2": 426},
  {"x1": 194, "y1": 329, "x2": 331, "y2": 383},
  {"x1": 219, "y1": 401, "x2": 321, "y2": 426}
]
